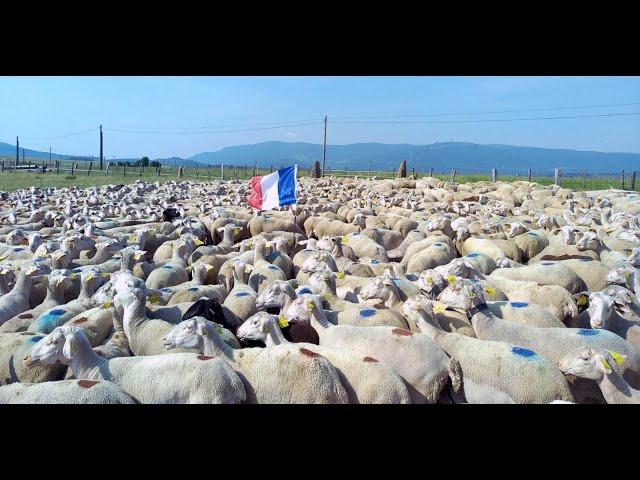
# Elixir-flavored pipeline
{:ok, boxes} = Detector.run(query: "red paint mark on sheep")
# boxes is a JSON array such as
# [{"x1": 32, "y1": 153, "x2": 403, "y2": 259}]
[
  {"x1": 299, "y1": 348, "x2": 321, "y2": 358},
  {"x1": 73, "y1": 317, "x2": 88, "y2": 324},
  {"x1": 373, "y1": 303, "x2": 388, "y2": 310},
  {"x1": 392, "y1": 328, "x2": 413, "y2": 337},
  {"x1": 18, "y1": 313, "x2": 33, "y2": 319},
  {"x1": 363, "y1": 356, "x2": 379, "y2": 362},
  {"x1": 78, "y1": 380, "x2": 99, "y2": 389},
  {"x1": 197, "y1": 355, "x2": 213, "y2": 361}
]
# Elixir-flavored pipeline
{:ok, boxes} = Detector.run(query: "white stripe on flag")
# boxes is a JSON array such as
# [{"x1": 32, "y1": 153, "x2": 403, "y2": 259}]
[{"x1": 260, "y1": 170, "x2": 280, "y2": 210}]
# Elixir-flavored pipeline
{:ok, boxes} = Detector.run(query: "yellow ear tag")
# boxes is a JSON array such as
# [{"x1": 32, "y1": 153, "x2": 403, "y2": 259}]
[
  {"x1": 86, "y1": 329, "x2": 97, "y2": 338},
  {"x1": 306, "y1": 301, "x2": 315, "y2": 311},
  {"x1": 277, "y1": 316, "x2": 289, "y2": 328},
  {"x1": 214, "y1": 324, "x2": 223, "y2": 335},
  {"x1": 432, "y1": 301, "x2": 447, "y2": 314},
  {"x1": 484, "y1": 287, "x2": 496, "y2": 296},
  {"x1": 322, "y1": 294, "x2": 332, "y2": 302},
  {"x1": 446, "y1": 274, "x2": 456, "y2": 284},
  {"x1": 600, "y1": 358, "x2": 612, "y2": 370},
  {"x1": 148, "y1": 293, "x2": 160, "y2": 304},
  {"x1": 624, "y1": 271, "x2": 632, "y2": 279},
  {"x1": 425, "y1": 276, "x2": 434, "y2": 285},
  {"x1": 265, "y1": 242, "x2": 273, "y2": 248},
  {"x1": 128, "y1": 235, "x2": 137, "y2": 243},
  {"x1": 607, "y1": 350, "x2": 625, "y2": 366},
  {"x1": 101, "y1": 272, "x2": 111, "y2": 279},
  {"x1": 0, "y1": 269, "x2": 8, "y2": 275},
  {"x1": 194, "y1": 239, "x2": 204, "y2": 246},
  {"x1": 577, "y1": 295, "x2": 588, "y2": 306},
  {"x1": 341, "y1": 236, "x2": 349, "y2": 245},
  {"x1": 244, "y1": 264, "x2": 253, "y2": 274},
  {"x1": 337, "y1": 271, "x2": 346, "y2": 280},
  {"x1": 102, "y1": 300, "x2": 112, "y2": 309},
  {"x1": 70, "y1": 272, "x2": 79, "y2": 279}
]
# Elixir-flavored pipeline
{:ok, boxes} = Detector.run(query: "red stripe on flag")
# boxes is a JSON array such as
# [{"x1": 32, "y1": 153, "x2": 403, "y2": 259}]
[{"x1": 247, "y1": 175, "x2": 263, "y2": 209}]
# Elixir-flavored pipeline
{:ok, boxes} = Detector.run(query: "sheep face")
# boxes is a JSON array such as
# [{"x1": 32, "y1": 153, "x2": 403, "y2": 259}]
[
  {"x1": 628, "y1": 247, "x2": 640, "y2": 268},
  {"x1": 576, "y1": 232, "x2": 602, "y2": 252},
  {"x1": 560, "y1": 225, "x2": 578, "y2": 245},
  {"x1": 359, "y1": 276, "x2": 394, "y2": 303},
  {"x1": 605, "y1": 267, "x2": 632, "y2": 287},
  {"x1": 163, "y1": 319, "x2": 203, "y2": 350},
  {"x1": 558, "y1": 346, "x2": 624, "y2": 380},
  {"x1": 438, "y1": 279, "x2": 486, "y2": 312},
  {"x1": 23, "y1": 328, "x2": 69, "y2": 367},
  {"x1": 588, "y1": 292, "x2": 615, "y2": 329},
  {"x1": 255, "y1": 281, "x2": 290, "y2": 310},
  {"x1": 507, "y1": 223, "x2": 527, "y2": 238},
  {"x1": 308, "y1": 269, "x2": 336, "y2": 294},
  {"x1": 235, "y1": 312, "x2": 274, "y2": 343},
  {"x1": 416, "y1": 270, "x2": 446, "y2": 297}
]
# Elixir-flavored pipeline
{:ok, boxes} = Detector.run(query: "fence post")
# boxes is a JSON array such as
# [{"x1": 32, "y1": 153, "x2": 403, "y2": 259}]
[
  {"x1": 88, "y1": 161, "x2": 93, "y2": 176},
  {"x1": 451, "y1": 169, "x2": 457, "y2": 182},
  {"x1": 56, "y1": 161, "x2": 60, "y2": 175},
  {"x1": 1, "y1": 161, "x2": 3, "y2": 172},
  {"x1": 631, "y1": 171, "x2": 636, "y2": 191},
  {"x1": 528, "y1": 169, "x2": 532, "y2": 182},
  {"x1": 71, "y1": 163, "x2": 75, "y2": 176},
  {"x1": 221, "y1": 164, "x2": 224, "y2": 181},
  {"x1": 621, "y1": 170, "x2": 625, "y2": 190},
  {"x1": 554, "y1": 168, "x2": 561, "y2": 186},
  {"x1": 123, "y1": 164, "x2": 126, "y2": 176},
  {"x1": 270, "y1": 164, "x2": 273, "y2": 173},
  {"x1": 234, "y1": 165, "x2": 237, "y2": 179},
  {"x1": 491, "y1": 168, "x2": 497, "y2": 183},
  {"x1": 429, "y1": 168, "x2": 433, "y2": 177},
  {"x1": 583, "y1": 170, "x2": 587, "y2": 189}
]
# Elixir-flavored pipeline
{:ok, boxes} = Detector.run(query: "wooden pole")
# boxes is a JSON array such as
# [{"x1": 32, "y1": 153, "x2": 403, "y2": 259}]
[
  {"x1": 630, "y1": 171, "x2": 636, "y2": 191},
  {"x1": 491, "y1": 168, "x2": 497, "y2": 183},
  {"x1": 554, "y1": 168, "x2": 561, "y2": 186},
  {"x1": 88, "y1": 161, "x2": 93, "y2": 176},
  {"x1": 16, "y1": 137, "x2": 19, "y2": 165},
  {"x1": 321, "y1": 115, "x2": 327, "y2": 177},
  {"x1": 49, "y1": 147, "x2": 52, "y2": 165},
  {"x1": 583, "y1": 170, "x2": 587, "y2": 189},
  {"x1": 621, "y1": 170, "x2": 625, "y2": 190},
  {"x1": 99, "y1": 125, "x2": 103, "y2": 170},
  {"x1": 221, "y1": 164, "x2": 224, "y2": 181},
  {"x1": 451, "y1": 169, "x2": 457, "y2": 182},
  {"x1": 123, "y1": 163, "x2": 126, "y2": 176},
  {"x1": 429, "y1": 167, "x2": 433, "y2": 177},
  {"x1": 528, "y1": 169, "x2": 532, "y2": 182},
  {"x1": 22, "y1": 148, "x2": 25, "y2": 165}
]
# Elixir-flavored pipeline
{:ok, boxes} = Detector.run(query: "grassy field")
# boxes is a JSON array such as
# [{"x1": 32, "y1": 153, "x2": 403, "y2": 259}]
[{"x1": 0, "y1": 157, "x2": 635, "y2": 192}]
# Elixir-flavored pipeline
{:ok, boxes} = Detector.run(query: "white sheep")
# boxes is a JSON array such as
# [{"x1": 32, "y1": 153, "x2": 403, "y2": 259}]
[{"x1": 24, "y1": 325, "x2": 246, "y2": 404}]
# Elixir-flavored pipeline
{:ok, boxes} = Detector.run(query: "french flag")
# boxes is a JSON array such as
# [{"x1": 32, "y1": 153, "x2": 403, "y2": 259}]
[{"x1": 247, "y1": 165, "x2": 298, "y2": 211}]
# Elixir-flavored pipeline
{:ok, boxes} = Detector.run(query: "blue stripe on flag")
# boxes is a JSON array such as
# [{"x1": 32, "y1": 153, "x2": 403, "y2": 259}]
[{"x1": 277, "y1": 166, "x2": 297, "y2": 206}]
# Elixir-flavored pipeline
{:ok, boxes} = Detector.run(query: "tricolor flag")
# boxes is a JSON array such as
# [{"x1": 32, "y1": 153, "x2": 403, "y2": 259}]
[{"x1": 247, "y1": 165, "x2": 298, "y2": 211}]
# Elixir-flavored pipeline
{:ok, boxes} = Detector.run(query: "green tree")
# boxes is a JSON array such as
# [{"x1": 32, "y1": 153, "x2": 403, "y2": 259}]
[
  {"x1": 140, "y1": 156, "x2": 150, "y2": 167},
  {"x1": 150, "y1": 160, "x2": 160, "y2": 168}
]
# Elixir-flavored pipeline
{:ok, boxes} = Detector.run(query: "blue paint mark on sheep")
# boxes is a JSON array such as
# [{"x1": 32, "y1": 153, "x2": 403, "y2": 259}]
[
  {"x1": 27, "y1": 335, "x2": 44, "y2": 344},
  {"x1": 578, "y1": 329, "x2": 599, "y2": 336},
  {"x1": 36, "y1": 309, "x2": 67, "y2": 334},
  {"x1": 265, "y1": 253, "x2": 280, "y2": 262},
  {"x1": 235, "y1": 292, "x2": 250, "y2": 297},
  {"x1": 267, "y1": 265, "x2": 279, "y2": 271},
  {"x1": 510, "y1": 302, "x2": 528, "y2": 308},
  {"x1": 13, "y1": 247, "x2": 25, "y2": 252},
  {"x1": 298, "y1": 287, "x2": 312, "y2": 294},
  {"x1": 72, "y1": 268, "x2": 83, "y2": 273},
  {"x1": 371, "y1": 259, "x2": 379, "y2": 264},
  {"x1": 541, "y1": 262, "x2": 554, "y2": 266},
  {"x1": 161, "y1": 288, "x2": 172, "y2": 292},
  {"x1": 433, "y1": 243, "x2": 443, "y2": 246},
  {"x1": 511, "y1": 346, "x2": 536, "y2": 358},
  {"x1": 162, "y1": 265, "x2": 173, "y2": 269},
  {"x1": 188, "y1": 287, "x2": 199, "y2": 292},
  {"x1": 526, "y1": 232, "x2": 538, "y2": 236},
  {"x1": 359, "y1": 309, "x2": 376, "y2": 317},
  {"x1": 466, "y1": 253, "x2": 479, "y2": 258}
]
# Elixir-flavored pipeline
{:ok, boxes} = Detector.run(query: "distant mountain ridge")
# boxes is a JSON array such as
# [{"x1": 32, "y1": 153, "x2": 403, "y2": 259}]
[{"x1": 2, "y1": 140, "x2": 639, "y2": 174}]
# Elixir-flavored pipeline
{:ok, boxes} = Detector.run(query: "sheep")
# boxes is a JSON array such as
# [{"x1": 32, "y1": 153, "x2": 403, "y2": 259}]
[
  {"x1": 585, "y1": 292, "x2": 640, "y2": 348},
  {"x1": 0, "y1": 332, "x2": 67, "y2": 384},
  {"x1": 0, "y1": 379, "x2": 136, "y2": 404},
  {"x1": 0, "y1": 262, "x2": 47, "y2": 326},
  {"x1": 145, "y1": 236, "x2": 198, "y2": 289},
  {"x1": 163, "y1": 316, "x2": 349, "y2": 404},
  {"x1": 439, "y1": 279, "x2": 640, "y2": 402},
  {"x1": 559, "y1": 346, "x2": 640, "y2": 404},
  {"x1": 234, "y1": 313, "x2": 412, "y2": 403},
  {"x1": 28, "y1": 269, "x2": 109, "y2": 334},
  {"x1": 248, "y1": 239, "x2": 287, "y2": 294},
  {"x1": 402, "y1": 295, "x2": 574, "y2": 403},
  {"x1": 489, "y1": 261, "x2": 586, "y2": 294},
  {"x1": 289, "y1": 294, "x2": 462, "y2": 404},
  {"x1": 222, "y1": 260, "x2": 259, "y2": 329},
  {"x1": 24, "y1": 326, "x2": 246, "y2": 404}
]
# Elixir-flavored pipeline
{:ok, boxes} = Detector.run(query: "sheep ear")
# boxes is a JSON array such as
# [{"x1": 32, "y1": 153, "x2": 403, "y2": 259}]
[
  {"x1": 607, "y1": 350, "x2": 626, "y2": 368},
  {"x1": 597, "y1": 355, "x2": 613, "y2": 374}
]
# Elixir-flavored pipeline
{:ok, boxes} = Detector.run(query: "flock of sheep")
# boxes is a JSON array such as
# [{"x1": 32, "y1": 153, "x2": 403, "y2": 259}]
[{"x1": 0, "y1": 175, "x2": 639, "y2": 404}]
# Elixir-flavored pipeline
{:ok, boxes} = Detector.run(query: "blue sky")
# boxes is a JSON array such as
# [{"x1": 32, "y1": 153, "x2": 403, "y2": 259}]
[{"x1": 1, "y1": 76, "x2": 639, "y2": 158}]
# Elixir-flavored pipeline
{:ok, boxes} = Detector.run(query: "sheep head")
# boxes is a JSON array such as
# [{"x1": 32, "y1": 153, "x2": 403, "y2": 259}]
[
  {"x1": 23, "y1": 326, "x2": 87, "y2": 367},
  {"x1": 558, "y1": 346, "x2": 626, "y2": 381},
  {"x1": 255, "y1": 280, "x2": 294, "y2": 310},
  {"x1": 163, "y1": 317, "x2": 209, "y2": 351},
  {"x1": 437, "y1": 279, "x2": 486, "y2": 312},
  {"x1": 236, "y1": 312, "x2": 278, "y2": 343},
  {"x1": 588, "y1": 292, "x2": 616, "y2": 329}
]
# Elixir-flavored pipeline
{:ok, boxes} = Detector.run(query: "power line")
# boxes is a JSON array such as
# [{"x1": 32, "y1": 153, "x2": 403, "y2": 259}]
[
  {"x1": 332, "y1": 111, "x2": 640, "y2": 125},
  {"x1": 21, "y1": 127, "x2": 98, "y2": 141},
  {"x1": 104, "y1": 120, "x2": 323, "y2": 135},
  {"x1": 330, "y1": 102, "x2": 640, "y2": 120},
  {"x1": 107, "y1": 118, "x2": 324, "y2": 132}
]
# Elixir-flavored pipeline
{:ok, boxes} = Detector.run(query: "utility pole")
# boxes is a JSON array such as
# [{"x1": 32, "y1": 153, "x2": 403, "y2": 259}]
[
  {"x1": 22, "y1": 148, "x2": 25, "y2": 165},
  {"x1": 99, "y1": 125, "x2": 103, "y2": 171},
  {"x1": 49, "y1": 147, "x2": 52, "y2": 165},
  {"x1": 321, "y1": 115, "x2": 327, "y2": 177},
  {"x1": 16, "y1": 137, "x2": 19, "y2": 165}
]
